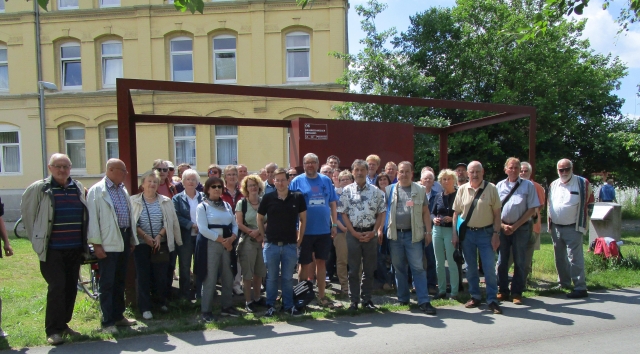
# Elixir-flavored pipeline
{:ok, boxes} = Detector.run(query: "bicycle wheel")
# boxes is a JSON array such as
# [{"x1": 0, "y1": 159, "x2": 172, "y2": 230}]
[
  {"x1": 13, "y1": 217, "x2": 26, "y2": 238},
  {"x1": 78, "y1": 261, "x2": 100, "y2": 300}
]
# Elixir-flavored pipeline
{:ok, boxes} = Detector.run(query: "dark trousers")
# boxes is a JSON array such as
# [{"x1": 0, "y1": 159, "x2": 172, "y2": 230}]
[
  {"x1": 346, "y1": 232, "x2": 378, "y2": 303},
  {"x1": 424, "y1": 241, "x2": 438, "y2": 289},
  {"x1": 134, "y1": 244, "x2": 169, "y2": 312},
  {"x1": 39, "y1": 248, "x2": 83, "y2": 336},
  {"x1": 98, "y1": 228, "x2": 131, "y2": 327},
  {"x1": 177, "y1": 234, "x2": 194, "y2": 299}
]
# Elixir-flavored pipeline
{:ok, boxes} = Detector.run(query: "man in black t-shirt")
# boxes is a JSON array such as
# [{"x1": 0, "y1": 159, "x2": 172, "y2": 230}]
[{"x1": 258, "y1": 168, "x2": 307, "y2": 317}]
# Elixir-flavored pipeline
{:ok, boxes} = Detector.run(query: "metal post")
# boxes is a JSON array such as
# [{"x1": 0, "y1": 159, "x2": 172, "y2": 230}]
[{"x1": 39, "y1": 85, "x2": 48, "y2": 179}]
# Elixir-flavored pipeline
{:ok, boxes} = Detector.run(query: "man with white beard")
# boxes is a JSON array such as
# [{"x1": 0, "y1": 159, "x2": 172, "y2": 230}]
[{"x1": 548, "y1": 158, "x2": 594, "y2": 299}]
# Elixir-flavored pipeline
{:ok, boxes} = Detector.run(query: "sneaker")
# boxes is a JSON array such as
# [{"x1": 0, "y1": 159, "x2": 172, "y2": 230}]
[
  {"x1": 252, "y1": 297, "x2": 268, "y2": 307},
  {"x1": 264, "y1": 306, "x2": 277, "y2": 318},
  {"x1": 142, "y1": 311, "x2": 153, "y2": 320},
  {"x1": 114, "y1": 317, "x2": 137, "y2": 327},
  {"x1": 232, "y1": 284, "x2": 244, "y2": 296},
  {"x1": 245, "y1": 302, "x2": 257, "y2": 314},
  {"x1": 289, "y1": 307, "x2": 303, "y2": 317},
  {"x1": 488, "y1": 301, "x2": 503, "y2": 314},
  {"x1": 566, "y1": 290, "x2": 588, "y2": 299},
  {"x1": 362, "y1": 300, "x2": 377, "y2": 310},
  {"x1": 0, "y1": 328, "x2": 8, "y2": 338},
  {"x1": 419, "y1": 302, "x2": 437, "y2": 315},
  {"x1": 348, "y1": 302, "x2": 358, "y2": 313},
  {"x1": 47, "y1": 333, "x2": 64, "y2": 345},
  {"x1": 63, "y1": 327, "x2": 81, "y2": 337},
  {"x1": 512, "y1": 295, "x2": 523, "y2": 305},
  {"x1": 160, "y1": 305, "x2": 169, "y2": 313},
  {"x1": 221, "y1": 307, "x2": 241, "y2": 317},
  {"x1": 201, "y1": 312, "x2": 215, "y2": 323},
  {"x1": 464, "y1": 298, "x2": 481, "y2": 308},
  {"x1": 102, "y1": 326, "x2": 118, "y2": 334}
]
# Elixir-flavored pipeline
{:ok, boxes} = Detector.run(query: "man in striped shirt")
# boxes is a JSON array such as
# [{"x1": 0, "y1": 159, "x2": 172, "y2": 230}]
[{"x1": 21, "y1": 153, "x2": 89, "y2": 345}]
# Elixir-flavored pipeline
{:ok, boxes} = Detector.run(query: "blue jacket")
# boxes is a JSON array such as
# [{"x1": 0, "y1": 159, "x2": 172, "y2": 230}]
[{"x1": 172, "y1": 191, "x2": 204, "y2": 242}]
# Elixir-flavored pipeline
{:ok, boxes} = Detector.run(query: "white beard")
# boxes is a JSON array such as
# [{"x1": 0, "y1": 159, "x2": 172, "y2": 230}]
[{"x1": 560, "y1": 174, "x2": 572, "y2": 183}]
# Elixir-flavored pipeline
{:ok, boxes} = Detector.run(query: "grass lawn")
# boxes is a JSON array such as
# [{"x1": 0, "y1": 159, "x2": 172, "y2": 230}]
[{"x1": 1, "y1": 229, "x2": 639, "y2": 350}]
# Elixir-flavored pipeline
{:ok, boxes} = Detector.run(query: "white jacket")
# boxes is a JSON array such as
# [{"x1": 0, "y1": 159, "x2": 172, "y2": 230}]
[
  {"x1": 131, "y1": 193, "x2": 182, "y2": 251},
  {"x1": 87, "y1": 177, "x2": 139, "y2": 252}
]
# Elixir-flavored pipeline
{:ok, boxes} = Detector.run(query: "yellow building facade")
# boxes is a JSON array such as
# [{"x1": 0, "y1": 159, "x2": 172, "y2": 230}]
[{"x1": 0, "y1": 0, "x2": 348, "y2": 219}]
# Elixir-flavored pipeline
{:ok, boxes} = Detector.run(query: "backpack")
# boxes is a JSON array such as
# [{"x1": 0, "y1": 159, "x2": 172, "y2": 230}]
[{"x1": 293, "y1": 280, "x2": 315, "y2": 310}]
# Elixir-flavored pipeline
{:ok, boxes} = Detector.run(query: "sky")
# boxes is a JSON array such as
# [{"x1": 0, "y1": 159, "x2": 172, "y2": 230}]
[{"x1": 346, "y1": 0, "x2": 640, "y2": 118}]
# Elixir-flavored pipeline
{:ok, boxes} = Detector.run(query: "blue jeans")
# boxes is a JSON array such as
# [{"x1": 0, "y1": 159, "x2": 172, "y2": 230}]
[
  {"x1": 424, "y1": 241, "x2": 437, "y2": 289},
  {"x1": 497, "y1": 223, "x2": 530, "y2": 296},
  {"x1": 375, "y1": 236, "x2": 394, "y2": 286},
  {"x1": 263, "y1": 242, "x2": 297, "y2": 310},
  {"x1": 462, "y1": 226, "x2": 498, "y2": 304},
  {"x1": 97, "y1": 228, "x2": 131, "y2": 327},
  {"x1": 389, "y1": 230, "x2": 430, "y2": 305}
]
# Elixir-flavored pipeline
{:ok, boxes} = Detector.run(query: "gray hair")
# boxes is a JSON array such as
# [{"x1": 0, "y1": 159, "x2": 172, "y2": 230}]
[
  {"x1": 468, "y1": 161, "x2": 483, "y2": 171},
  {"x1": 557, "y1": 158, "x2": 573, "y2": 168},
  {"x1": 351, "y1": 159, "x2": 367, "y2": 171},
  {"x1": 181, "y1": 169, "x2": 199, "y2": 181},
  {"x1": 521, "y1": 161, "x2": 532, "y2": 171},
  {"x1": 140, "y1": 169, "x2": 161, "y2": 186},
  {"x1": 49, "y1": 153, "x2": 71, "y2": 166},
  {"x1": 303, "y1": 153, "x2": 319, "y2": 164},
  {"x1": 421, "y1": 170, "x2": 435, "y2": 179}
]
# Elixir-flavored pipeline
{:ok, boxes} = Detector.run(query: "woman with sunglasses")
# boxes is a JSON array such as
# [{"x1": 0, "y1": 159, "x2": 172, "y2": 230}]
[
  {"x1": 131, "y1": 170, "x2": 182, "y2": 320},
  {"x1": 374, "y1": 172, "x2": 394, "y2": 290},
  {"x1": 195, "y1": 177, "x2": 240, "y2": 322},
  {"x1": 147, "y1": 159, "x2": 177, "y2": 198}
]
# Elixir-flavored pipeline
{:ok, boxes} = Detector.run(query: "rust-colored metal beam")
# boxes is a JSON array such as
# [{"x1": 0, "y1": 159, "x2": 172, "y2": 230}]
[
  {"x1": 413, "y1": 126, "x2": 442, "y2": 135},
  {"x1": 444, "y1": 112, "x2": 531, "y2": 134},
  {"x1": 529, "y1": 111, "x2": 537, "y2": 181},
  {"x1": 439, "y1": 131, "x2": 449, "y2": 171},
  {"x1": 134, "y1": 114, "x2": 292, "y2": 128}
]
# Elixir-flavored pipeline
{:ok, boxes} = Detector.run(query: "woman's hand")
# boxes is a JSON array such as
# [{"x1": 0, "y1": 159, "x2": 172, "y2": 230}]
[
  {"x1": 192, "y1": 223, "x2": 199, "y2": 233},
  {"x1": 153, "y1": 235, "x2": 162, "y2": 250},
  {"x1": 249, "y1": 229, "x2": 260, "y2": 239},
  {"x1": 433, "y1": 217, "x2": 441, "y2": 226},
  {"x1": 144, "y1": 234, "x2": 154, "y2": 247},
  {"x1": 443, "y1": 216, "x2": 452, "y2": 223}
]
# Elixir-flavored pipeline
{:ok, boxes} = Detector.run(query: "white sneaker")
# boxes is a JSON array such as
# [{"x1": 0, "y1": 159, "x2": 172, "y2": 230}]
[
  {"x1": 142, "y1": 311, "x2": 153, "y2": 320},
  {"x1": 232, "y1": 284, "x2": 244, "y2": 295},
  {"x1": 0, "y1": 328, "x2": 8, "y2": 337}
]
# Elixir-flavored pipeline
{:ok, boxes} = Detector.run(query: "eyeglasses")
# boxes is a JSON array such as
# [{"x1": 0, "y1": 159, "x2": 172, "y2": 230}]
[
  {"x1": 210, "y1": 185, "x2": 224, "y2": 189},
  {"x1": 289, "y1": 173, "x2": 297, "y2": 177},
  {"x1": 339, "y1": 179, "x2": 351, "y2": 183},
  {"x1": 208, "y1": 169, "x2": 220, "y2": 175},
  {"x1": 558, "y1": 168, "x2": 571, "y2": 173},
  {"x1": 114, "y1": 167, "x2": 128, "y2": 174},
  {"x1": 155, "y1": 168, "x2": 168, "y2": 172},
  {"x1": 50, "y1": 164, "x2": 71, "y2": 170}
]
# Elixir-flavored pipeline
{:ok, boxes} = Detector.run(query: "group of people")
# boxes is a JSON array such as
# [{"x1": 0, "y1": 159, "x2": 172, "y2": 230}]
[{"x1": 13, "y1": 150, "x2": 595, "y2": 345}]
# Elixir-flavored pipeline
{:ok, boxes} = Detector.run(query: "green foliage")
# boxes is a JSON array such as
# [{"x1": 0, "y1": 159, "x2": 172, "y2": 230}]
[{"x1": 621, "y1": 193, "x2": 640, "y2": 219}]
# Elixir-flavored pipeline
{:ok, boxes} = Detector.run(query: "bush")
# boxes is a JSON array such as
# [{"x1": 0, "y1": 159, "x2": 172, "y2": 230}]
[
  {"x1": 585, "y1": 248, "x2": 640, "y2": 273},
  {"x1": 621, "y1": 195, "x2": 640, "y2": 220}
]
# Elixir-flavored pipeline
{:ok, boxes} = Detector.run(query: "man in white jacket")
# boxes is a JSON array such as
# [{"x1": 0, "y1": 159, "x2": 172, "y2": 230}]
[{"x1": 87, "y1": 159, "x2": 139, "y2": 333}]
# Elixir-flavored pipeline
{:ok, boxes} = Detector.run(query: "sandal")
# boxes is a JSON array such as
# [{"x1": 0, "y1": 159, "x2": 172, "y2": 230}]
[{"x1": 317, "y1": 296, "x2": 343, "y2": 309}]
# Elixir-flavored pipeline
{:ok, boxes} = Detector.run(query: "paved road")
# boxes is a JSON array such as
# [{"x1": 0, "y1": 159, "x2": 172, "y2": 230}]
[{"x1": 8, "y1": 288, "x2": 640, "y2": 354}]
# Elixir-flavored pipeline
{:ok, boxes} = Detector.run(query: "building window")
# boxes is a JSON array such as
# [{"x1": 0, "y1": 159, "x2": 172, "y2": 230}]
[
  {"x1": 65, "y1": 127, "x2": 86, "y2": 169},
  {"x1": 174, "y1": 125, "x2": 196, "y2": 166},
  {"x1": 102, "y1": 41, "x2": 123, "y2": 88},
  {"x1": 105, "y1": 125, "x2": 119, "y2": 160},
  {"x1": 215, "y1": 126, "x2": 237, "y2": 166},
  {"x1": 170, "y1": 37, "x2": 193, "y2": 82},
  {"x1": 0, "y1": 45, "x2": 7, "y2": 91},
  {"x1": 59, "y1": 0, "x2": 79, "y2": 10},
  {"x1": 0, "y1": 1, "x2": 5, "y2": 13},
  {"x1": 286, "y1": 32, "x2": 310, "y2": 81},
  {"x1": 61, "y1": 43, "x2": 82, "y2": 89},
  {"x1": 213, "y1": 36, "x2": 236, "y2": 83},
  {"x1": 0, "y1": 127, "x2": 21, "y2": 174},
  {"x1": 100, "y1": 0, "x2": 120, "y2": 7}
]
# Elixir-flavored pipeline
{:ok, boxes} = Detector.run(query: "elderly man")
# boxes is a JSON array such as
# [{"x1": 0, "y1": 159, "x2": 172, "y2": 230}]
[
  {"x1": 320, "y1": 164, "x2": 334, "y2": 180},
  {"x1": 518, "y1": 161, "x2": 546, "y2": 281},
  {"x1": 385, "y1": 161, "x2": 398, "y2": 184},
  {"x1": 598, "y1": 178, "x2": 617, "y2": 203},
  {"x1": 290, "y1": 153, "x2": 339, "y2": 308},
  {"x1": 454, "y1": 163, "x2": 468, "y2": 186},
  {"x1": 87, "y1": 159, "x2": 138, "y2": 333},
  {"x1": 264, "y1": 163, "x2": 278, "y2": 195},
  {"x1": 385, "y1": 162, "x2": 436, "y2": 315},
  {"x1": 495, "y1": 158, "x2": 540, "y2": 305},
  {"x1": 548, "y1": 158, "x2": 594, "y2": 298},
  {"x1": 237, "y1": 164, "x2": 249, "y2": 183},
  {"x1": 453, "y1": 161, "x2": 502, "y2": 314},
  {"x1": 339, "y1": 160, "x2": 386, "y2": 311},
  {"x1": 420, "y1": 169, "x2": 439, "y2": 295},
  {"x1": 421, "y1": 166, "x2": 443, "y2": 194},
  {"x1": 21, "y1": 153, "x2": 88, "y2": 345},
  {"x1": 366, "y1": 154, "x2": 381, "y2": 185},
  {"x1": 327, "y1": 155, "x2": 340, "y2": 171}
]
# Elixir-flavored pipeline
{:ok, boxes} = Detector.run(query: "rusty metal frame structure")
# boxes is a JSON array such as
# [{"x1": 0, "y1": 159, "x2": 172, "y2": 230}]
[{"x1": 117, "y1": 78, "x2": 537, "y2": 190}]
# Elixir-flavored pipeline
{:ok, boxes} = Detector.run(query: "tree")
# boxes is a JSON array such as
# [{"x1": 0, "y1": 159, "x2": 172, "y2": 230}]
[{"x1": 333, "y1": 0, "x2": 638, "y2": 186}]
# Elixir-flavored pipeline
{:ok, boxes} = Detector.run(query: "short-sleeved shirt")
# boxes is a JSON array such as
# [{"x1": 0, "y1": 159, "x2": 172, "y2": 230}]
[
  {"x1": 258, "y1": 190, "x2": 307, "y2": 244},
  {"x1": 549, "y1": 176, "x2": 581, "y2": 225},
  {"x1": 337, "y1": 182, "x2": 385, "y2": 229},
  {"x1": 599, "y1": 184, "x2": 616, "y2": 202},
  {"x1": 453, "y1": 181, "x2": 501, "y2": 228},
  {"x1": 496, "y1": 178, "x2": 541, "y2": 224},
  {"x1": 289, "y1": 174, "x2": 338, "y2": 236}
]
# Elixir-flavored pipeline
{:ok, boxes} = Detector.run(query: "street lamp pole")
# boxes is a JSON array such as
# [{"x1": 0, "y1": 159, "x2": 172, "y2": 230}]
[{"x1": 38, "y1": 81, "x2": 57, "y2": 179}]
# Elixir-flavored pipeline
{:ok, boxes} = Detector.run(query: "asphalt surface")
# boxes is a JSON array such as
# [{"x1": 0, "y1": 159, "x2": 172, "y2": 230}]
[{"x1": 6, "y1": 288, "x2": 639, "y2": 354}]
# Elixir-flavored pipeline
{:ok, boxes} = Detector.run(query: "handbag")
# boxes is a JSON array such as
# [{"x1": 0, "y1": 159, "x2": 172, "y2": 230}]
[
  {"x1": 143, "y1": 197, "x2": 170, "y2": 264},
  {"x1": 453, "y1": 244, "x2": 465, "y2": 265},
  {"x1": 456, "y1": 181, "x2": 486, "y2": 242}
]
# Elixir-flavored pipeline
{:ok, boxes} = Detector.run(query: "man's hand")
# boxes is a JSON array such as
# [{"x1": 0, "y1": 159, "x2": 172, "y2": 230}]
[
  {"x1": 331, "y1": 226, "x2": 337, "y2": 238},
  {"x1": 424, "y1": 233, "x2": 432, "y2": 246},
  {"x1": 491, "y1": 234, "x2": 500, "y2": 251},
  {"x1": 502, "y1": 223, "x2": 514, "y2": 235},
  {"x1": 93, "y1": 244, "x2": 107, "y2": 259},
  {"x1": 3, "y1": 243, "x2": 14, "y2": 257},
  {"x1": 451, "y1": 234, "x2": 458, "y2": 247}
]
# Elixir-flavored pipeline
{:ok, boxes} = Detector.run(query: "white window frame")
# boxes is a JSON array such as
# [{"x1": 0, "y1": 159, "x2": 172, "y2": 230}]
[
  {"x1": 64, "y1": 127, "x2": 86, "y2": 172},
  {"x1": 286, "y1": 32, "x2": 310, "y2": 82},
  {"x1": 213, "y1": 35, "x2": 237, "y2": 84},
  {"x1": 0, "y1": 125, "x2": 22, "y2": 175},
  {"x1": 101, "y1": 40, "x2": 123, "y2": 89},
  {"x1": 174, "y1": 124, "x2": 197, "y2": 167},
  {"x1": 105, "y1": 125, "x2": 119, "y2": 160},
  {"x1": 100, "y1": 0, "x2": 120, "y2": 8},
  {"x1": 170, "y1": 37, "x2": 193, "y2": 82},
  {"x1": 60, "y1": 42, "x2": 82, "y2": 90},
  {"x1": 215, "y1": 125, "x2": 238, "y2": 167},
  {"x1": 0, "y1": 0, "x2": 5, "y2": 13},
  {"x1": 0, "y1": 44, "x2": 7, "y2": 92},
  {"x1": 58, "y1": 0, "x2": 79, "y2": 10}
]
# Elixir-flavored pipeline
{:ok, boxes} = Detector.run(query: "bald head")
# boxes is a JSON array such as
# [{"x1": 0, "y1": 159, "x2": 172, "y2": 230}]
[
  {"x1": 106, "y1": 158, "x2": 128, "y2": 184},
  {"x1": 467, "y1": 161, "x2": 484, "y2": 188}
]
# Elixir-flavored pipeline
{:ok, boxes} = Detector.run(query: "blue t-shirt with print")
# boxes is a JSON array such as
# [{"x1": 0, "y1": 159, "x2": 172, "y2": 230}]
[{"x1": 290, "y1": 173, "x2": 338, "y2": 236}]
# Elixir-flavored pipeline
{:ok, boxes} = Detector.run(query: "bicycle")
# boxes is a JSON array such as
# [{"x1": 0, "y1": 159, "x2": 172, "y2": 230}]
[
  {"x1": 78, "y1": 245, "x2": 100, "y2": 300},
  {"x1": 13, "y1": 217, "x2": 26, "y2": 238}
]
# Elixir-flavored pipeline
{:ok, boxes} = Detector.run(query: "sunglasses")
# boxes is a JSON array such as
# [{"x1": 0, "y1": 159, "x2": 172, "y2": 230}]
[
  {"x1": 169, "y1": 167, "x2": 175, "y2": 171},
  {"x1": 208, "y1": 169, "x2": 220, "y2": 175},
  {"x1": 155, "y1": 168, "x2": 168, "y2": 172},
  {"x1": 558, "y1": 168, "x2": 571, "y2": 173},
  {"x1": 210, "y1": 185, "x2": 224, "y2": 189}
]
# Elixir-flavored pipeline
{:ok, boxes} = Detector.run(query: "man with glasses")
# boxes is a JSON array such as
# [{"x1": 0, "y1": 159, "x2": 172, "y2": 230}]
[
  {"x1": 548, "y1": 158, "x2": 594, "y2": 299},
  {"x1": 21, "y1": 153, "x2": 89, "y2": 345},
  {"x1": 264, "y1": 163, "x2": 278, "y2": 195},
  {"x1": 290, "y1": 153, "x2": 339, "y2": 308},
  {"x1": 287, "y1": 168, "x2": 298, "y2": 182},
  {"x1": 207, "y1": 164, "x2": 222, "y2": 178},
  {"x1": 320, "y1": 164, "x2": 334, "y2": 181},
  {"x1": 87, "y1": 159, "x2": 138, "y2": 333}
]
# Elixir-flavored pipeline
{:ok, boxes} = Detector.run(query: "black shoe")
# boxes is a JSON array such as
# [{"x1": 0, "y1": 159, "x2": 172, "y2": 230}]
[
  {"x1": 253, "y1": 297, "x2": 268, "y2": 307},
  {"x1": 398, "y1": 301, "x2": 410, "y2": 306},
  {"x1": 348, "y1": 303, "x2": 358, "y2": 313},
  {"x1": 488, "y1": 301, "x2": 503, "y2": 314},
  {"x1": 362, "y1": 300, "x2": 377, "y2": 310},
  {"x1": 245, "y1": 302, "x2": 257, "y2": 314},
  {"x1": 428, "y1": 286, "x2": 438, "y2": 296},
  {"x1": 221, "y1": 307, "x2": 241, "y2": 317},
  {"x1": 201, "y1": 312, "x2": 215, "y2": 323},
  {"x1": 566, "y1": 290, "x2": 588, "y2": 299},
  {"x1": 465, "y1": 298, "x2": 481, "y2": 308},
  {"x1": 435, "y1": 293, "x2": 447, "y2": 300},
  {"x1": 288, "y1": 307, "x2": 303, "y2": 317},
  {"x1": 264, "y1": 306, "x2": 277, "y2": 318},
  {"x1": 419, "y1": 302, "x2": 437, "y2": 315}
]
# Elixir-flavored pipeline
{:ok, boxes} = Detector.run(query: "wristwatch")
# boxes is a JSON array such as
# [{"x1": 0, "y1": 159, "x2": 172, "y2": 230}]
[{"x1": 332, "y1": 223, "x2": 338, "y2": 227}]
